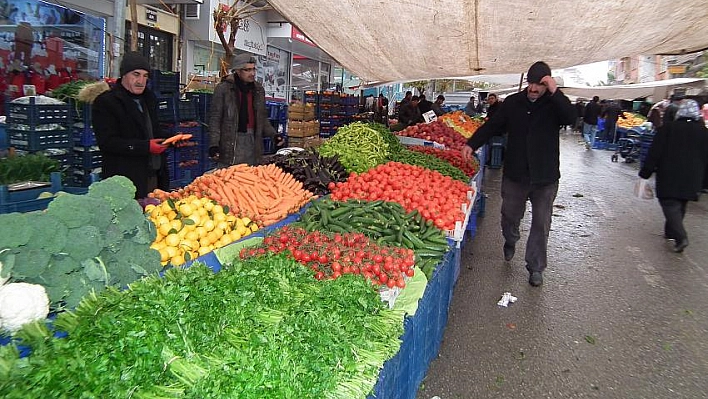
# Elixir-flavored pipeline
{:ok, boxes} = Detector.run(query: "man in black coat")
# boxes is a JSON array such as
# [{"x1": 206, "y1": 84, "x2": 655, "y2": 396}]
[
  {"x1": 462, "y1": 61, "x2": 576, "y2": 286},
  {"x1": 398, "y1": 95, "x2": 422, "y2": 126},
  {"x1": 639, "y1": 99, "x2": 708, "y2": 253},
  {"x1": 92, "y1": 51, "x2": 172, "y2": 199},
  {"x1": 583, "y1": 96, "x2": 601, "y2": 148}
]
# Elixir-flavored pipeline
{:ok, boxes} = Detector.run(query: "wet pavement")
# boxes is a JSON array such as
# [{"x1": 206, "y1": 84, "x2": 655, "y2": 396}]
[{"x1": 416, "y1": 130, "x2": 708, "y2": 399}]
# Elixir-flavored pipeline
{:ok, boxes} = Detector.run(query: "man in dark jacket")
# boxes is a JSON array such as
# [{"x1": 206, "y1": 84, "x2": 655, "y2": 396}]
[
  {"x1": 462, "y1": 61, "x2": 576, "y2": 286},
  {"x1": 431, "y1": 95, "x2": 446, "y2": 116},
  {"x1": 92, "y1": 51, "x2": 172, "y2": 199},
  {"x1": 417, "y1": 94, "x2": 433, "y2": 115},
  {"x1": 639, "y1": 99, "x2": 708, "y2": 253},
  {"x1": 209, "y1": 53, "x2": 278, "y2": 167},
  {"x1": 601, "y1": 100, "x2": 625, "y2": 143},
  {"x1": 582, "y1": 96, "x2": 601, "y2": 148},
  {"x1": 398, "y1": 95, "x2": 422, "y2": 126},
  {"x1": 485, "y1": 93, "x2": 500, "y2": 120}
]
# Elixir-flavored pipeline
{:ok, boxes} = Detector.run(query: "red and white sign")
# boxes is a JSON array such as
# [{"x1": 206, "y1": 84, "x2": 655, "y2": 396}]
[{"x1": 291, "y1": 27, "x2": 315, "y2": 47}]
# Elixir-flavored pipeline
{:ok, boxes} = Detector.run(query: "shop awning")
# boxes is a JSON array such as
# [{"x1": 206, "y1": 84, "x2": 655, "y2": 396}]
[
  {"x1": 266, "y1": 0, "x2": 708, "y2": 83},
  {"x1": 560, "y1": 78, "x2": 708, "y2": 101}
]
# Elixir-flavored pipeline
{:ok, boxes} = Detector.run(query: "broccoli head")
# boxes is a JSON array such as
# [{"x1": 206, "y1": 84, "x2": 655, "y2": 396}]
[
  {"x1": 87, "y1": 176, "x2": 136, "y2": 212},
  {"x1": 0, "y1": 213, "x2": 32, "y2": 248}
]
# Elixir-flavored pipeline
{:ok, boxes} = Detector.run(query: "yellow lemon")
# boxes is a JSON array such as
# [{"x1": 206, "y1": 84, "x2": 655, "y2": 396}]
[
  {"x1": 206, "y1": 231, "x2": 219, "y2": 245},
  {"x1": 186, "y1": 214, "x2": 201, "y2": 227},
  {"x1": 179, "y1": 203, "x2": 194, "y2": 217},
  {"x1": 199, "y1": 236, "x2": 212, "y2": 248},
  {"x1": 229, "y1": 230, "x2": 242, "y2": 241},
  {"x1": 167, "y1": 210, "x2": 178, "y2": 220},
  {"x1": 203, "y1": 200, "x2": 215, "y2": 212},
  {"x1": 216, "y1": 221, "x2": 229, "y2": 233},
  {"x1": 158, "y1": 248, "x2": 170, "y2": 262},
  {"x1": 249, "y1": 223, "x2": 259, "y2": 233},
  {"x1": 164, "y1": 245, "x2": 179, "y2": 259},
  {"x1": 198, "y1": 246, "x2": 212, "y2": 256},
  {"x1": 158, "y1": 223, "x2": 173, "y2": 237},
  {"x1": 203, "y1": 219, "x2": 216, "y2": 232},
  {"x1": 165, "y1": 233, "x2": 180, "y2": 247},
  {"x1": 213, "y1": 204, "x2": 224, "y2": 215},
  {"x1": 170, "y1": 254, "x2": 186, "y2": 266},
  {"x1": 194, "y1": 226, "x2": 207, "y2": 238},
  {"x1": 219, "y1": 235, "x2": 232, "y2": 246},
  {"x1": 170, "y1": 219, "x2": 183, "y2": 231},
  {"x1": 160, "y1": 201, "x2": 173, "y2": 213},
  {"x1": 156, "y1": 215, "x2": 169, "y2": 227},
  {"x1": 213, "y1": 212, "x2": 226, "y2": 223},
  {"x1": 241, "y1": 217, "x2": 251, "y2": 225},
  {"x1": 185, "y1": 230, "x2": 199, "y2": 242}
]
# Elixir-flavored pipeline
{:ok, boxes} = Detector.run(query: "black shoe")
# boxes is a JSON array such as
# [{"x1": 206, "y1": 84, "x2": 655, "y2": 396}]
[
  {"x1": 529, "y1": 271, "x2": 543, "y2": 286},
  {"x1": 674, "y1": 238, "x2": 689, "y2": 253},
  {"x1": 503, "y1": 243, "x2": 515, "y2": 261}
]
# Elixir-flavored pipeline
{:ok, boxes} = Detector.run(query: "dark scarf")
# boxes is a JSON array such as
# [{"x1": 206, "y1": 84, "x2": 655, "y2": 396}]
[
  {"x1": 126, "y1": 89, "x2": 160, "y2": 171},
  {"x1": 233, "y1": 74, "x2": 255, "y2": 132}
]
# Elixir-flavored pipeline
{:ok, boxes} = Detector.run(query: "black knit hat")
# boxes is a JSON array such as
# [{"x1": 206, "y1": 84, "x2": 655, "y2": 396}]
[
  {"x1": 527, "y1": 61, "x2": 552, "y2": 84},
  {"x1": 120, "y1": 51, "x2": 150, "y2": 77}
]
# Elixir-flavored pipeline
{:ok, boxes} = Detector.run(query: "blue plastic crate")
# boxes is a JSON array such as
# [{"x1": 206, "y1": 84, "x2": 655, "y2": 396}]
[
  {"x1": 185, "y1": 92, "x2": 212, "y2": 122},
  {"x1": 0, "y1": 123, "x2": 7, "y2": 149},
  {"x1": 489, "y1": 145, "x2": 503, "y2": 169},
  {"x1": 173, "y1": 144, "x2": 202, "y2": 164},
  {"x1": 157, "y1": 96, "x2": 177, "y2": 124},
  {"x1": 9, "y1": 128, "x2": 72, "y2": 151},
  {"x1": 73, "y1": 146, "x2": 102, "y2": 169},
  {"x1": 177, "y1": 98, "x2": 198, "y2": 122},
  {"x1": 0, "y1": 172, "x2": 90, "y2": 214},
  {"x1": 73, "y1": 126, "x2": 96, "y2": 146},
  {"x1": 148, "y1": 70, "x2": 180, "y2": 97},
  {"x1": 69, "y1": 100, "x2": 91, "y2": 127},
  {"x1": 169, "y1": 163, "x2": 201, "y2": 189},
  {"x1": 6, "y1": 97, "x2": 71, "y2": 127}
]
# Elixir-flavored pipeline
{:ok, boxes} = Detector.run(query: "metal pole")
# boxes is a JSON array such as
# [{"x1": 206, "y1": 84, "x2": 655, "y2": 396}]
[{"x1": 111, "y1": 0, "x2": 126, "y2": 78}]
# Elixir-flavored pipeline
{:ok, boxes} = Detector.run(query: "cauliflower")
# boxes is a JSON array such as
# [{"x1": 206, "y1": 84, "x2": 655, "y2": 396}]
[{"x1": 0, "y1": 282, "x2": 50, "y2": 333}]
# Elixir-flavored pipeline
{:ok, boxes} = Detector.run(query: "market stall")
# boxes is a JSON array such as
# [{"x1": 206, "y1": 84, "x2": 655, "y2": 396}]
[{"x1": 0, "y1": 114, "x2": 487, "y2": 398}]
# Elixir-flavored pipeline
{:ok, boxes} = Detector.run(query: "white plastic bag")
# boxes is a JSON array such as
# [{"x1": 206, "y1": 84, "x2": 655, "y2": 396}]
[{"x1": 634, "y1": 178, "x2": 654, "y2": 200}]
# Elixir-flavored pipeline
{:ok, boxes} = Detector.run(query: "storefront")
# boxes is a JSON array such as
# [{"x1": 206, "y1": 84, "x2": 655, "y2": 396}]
[{"x1": 0, "y1": 0, "x2": 106, "y2": 96}]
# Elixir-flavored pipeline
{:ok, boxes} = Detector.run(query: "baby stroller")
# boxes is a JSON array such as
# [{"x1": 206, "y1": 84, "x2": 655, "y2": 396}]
[{"x1": 611, "y1": 128, "x2": 642, "y2": 163}]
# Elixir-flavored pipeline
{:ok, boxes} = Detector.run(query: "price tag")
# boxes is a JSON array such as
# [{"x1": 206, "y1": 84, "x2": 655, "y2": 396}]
[{"x1": 422, "y1": 110, "x2": 437, "y2": 123}]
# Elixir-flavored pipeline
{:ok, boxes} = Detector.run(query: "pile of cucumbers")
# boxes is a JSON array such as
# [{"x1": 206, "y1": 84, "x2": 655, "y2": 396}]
[{"x1": 297, "y1": 198, "x2": 450, "y2": 278}]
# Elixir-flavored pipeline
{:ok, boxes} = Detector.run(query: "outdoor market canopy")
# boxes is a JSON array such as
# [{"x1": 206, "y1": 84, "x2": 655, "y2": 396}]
[
  {"x1": 267, "y1": 0, "x2": 708, "y2": 83},
  {"x1": 561, "y1": 78, "x2": 708, "y2": 101}
]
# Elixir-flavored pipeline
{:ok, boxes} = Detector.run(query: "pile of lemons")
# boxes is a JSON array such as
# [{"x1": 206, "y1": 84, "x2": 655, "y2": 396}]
[{"x1": 145, "y1": 195, "x2": 259, "y2": 266}]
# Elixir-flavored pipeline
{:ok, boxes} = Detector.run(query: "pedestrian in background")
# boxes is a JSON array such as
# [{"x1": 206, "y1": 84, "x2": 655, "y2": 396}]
[
  {"x1": 464, "y1": 96, "x2": 483, "y2": 116},
  {"x1": 397, "y1": 95, "x2": 422, "y2": 127},
  {"x1": 209, "y1": 53, "x2": 280, "y2": 167},
  {"x1": 92, "y1": 51, "x2": 172, "y2": 199},
  {"x1": 461, "y1": 61, "x2": 576, "y2": 286},
  {"x1": 601, "y1": 99, "x2": 625, "y2": 143},
  {"x1": 485, "y1": 93, "x2": 501, "y2": 120},
  {"x1": 431, "y1": 94, "x2": 446, "y2": 116},
  {"x1": 418, "y1": 94, "x2": 433, "y2": 115},
  {"x1": 583, "y1": 96, "x2": 601, "y2": 149},
  {"x1": 639, "y1": 99, "x2": 708, "y2": 253}
]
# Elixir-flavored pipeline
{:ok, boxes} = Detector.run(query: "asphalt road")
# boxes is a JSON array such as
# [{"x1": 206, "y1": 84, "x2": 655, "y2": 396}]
[{"x1": 416, "y1": 130, "x2": 708, "y2": 399}]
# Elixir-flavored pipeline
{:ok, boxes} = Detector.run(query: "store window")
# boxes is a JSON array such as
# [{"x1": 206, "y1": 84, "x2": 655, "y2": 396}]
[
  {"x1": 124, "y1": 23, "x2": 173, "y2": 72},
  {"x1": 291, "y1": 56, "x2": 330, "y2": 97},
  {"x1": 0, "y1": 0, "x2": 105, "y2": 96}
]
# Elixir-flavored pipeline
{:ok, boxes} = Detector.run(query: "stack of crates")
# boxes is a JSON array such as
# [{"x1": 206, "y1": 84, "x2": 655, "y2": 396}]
[
  {"x1": 342, "y1": 95, "x2": 359, "y2": 124},
  {"x1": 6, "y1": 97, "x2": 73, "y2": 171},
  {"x1": 148, "y1": 70, "x2": 181, "y2": 98},
  {"x1": 265, "y1": 101, "x2": 287, "y2": 153},
  {"x1": 68, "y1": 100, "x2": 102, "y2": 187},
  {"x1": 164, "y1": 95, "x2": 205, "y2": 189},
  {"x1": 184, "y1": 91, "x2": 215, "y2": 172},
  {"x1": 318, "y1": 91, "x2": 342, "y2": 138},
  {"x1": 489, "y1": 136, "x2": 504, "y2": 169}
]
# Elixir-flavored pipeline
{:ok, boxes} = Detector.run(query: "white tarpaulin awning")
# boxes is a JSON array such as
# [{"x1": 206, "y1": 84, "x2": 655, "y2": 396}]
[
  {"x1": 266, "y1": 0, "x2": 708, "y2": 83},
  {"x1": 561, "y1": 78, "x2": 707, "y2": 100}
]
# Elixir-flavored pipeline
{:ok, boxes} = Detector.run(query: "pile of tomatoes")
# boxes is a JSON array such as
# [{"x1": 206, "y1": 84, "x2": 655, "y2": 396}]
[
  {"x1": 329, "y1": 162, "x2": 470, "y2": 231},
  {"x1": 240, "y1": 226, "x2": 416, "y2": 289}
]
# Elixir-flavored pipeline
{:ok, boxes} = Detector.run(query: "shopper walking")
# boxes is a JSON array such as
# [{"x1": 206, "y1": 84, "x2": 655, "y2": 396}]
[
  {"x1": 582, "y1": 96, "x2": 601, "y2": 148},
  {"x1": 638, "y1": 99, "x2": 708, "y2": 253},
  {"x1": 92, "y1": 51, "x2": 172, "y2": 199},
  {"x1": 601, "y1": 100, "x2": 625, "y2": 143},
  {"x1": 209, "y1": 53, "x2": 279, "y2": 167},
  {"x1": 461, "y1": 61, "x2": 576, "y2": 286}
]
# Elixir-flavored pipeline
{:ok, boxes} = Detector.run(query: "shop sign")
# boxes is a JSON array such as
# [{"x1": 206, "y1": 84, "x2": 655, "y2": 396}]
[
  {"x1": 291, "y1": 27, "x2": 315, "y2": 47},
  {"x1": 146, "y1": 8, "x2": 158, "y2": 22},
  {"x1": 667, "y1": 65, "x2": 687, "y2": 74}
]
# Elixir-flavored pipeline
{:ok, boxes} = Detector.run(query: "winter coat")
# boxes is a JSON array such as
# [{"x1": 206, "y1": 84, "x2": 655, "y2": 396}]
[
  {"x1": 92, "y1": 82, "x2": 170, "y2": 199},
  {"x1": 583, "y1": 100, "x2": 601, "y2": 125},
  {"x1": 639, "y1": 119, "x2": 708, "y2": 201},
  {"x1": 398, "y1": 102, "x2": 422, "y2": 126},
  {"x1": 467, "y1": 88, "x2": 576, "y2": 185},
  {"x1": 208, "y1": 75, "x2": 276, "y2": 166}
]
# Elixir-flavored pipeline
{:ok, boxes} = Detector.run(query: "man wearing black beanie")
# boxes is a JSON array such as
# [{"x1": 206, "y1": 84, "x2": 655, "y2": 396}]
[
  {"x1": 92, "y1": 51, "x2": 175, "y2": 198},
  {"x1": 462, "y1": 61, "x2": 576, "y2": 287}
]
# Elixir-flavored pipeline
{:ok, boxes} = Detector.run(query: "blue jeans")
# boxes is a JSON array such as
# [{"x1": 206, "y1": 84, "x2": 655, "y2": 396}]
[
  {"x1": 500, "y1": 177, "x2": 559, "y2": 272},
  {"x1": 583, "y1": 122, "x2": 597, "y2": 147}
]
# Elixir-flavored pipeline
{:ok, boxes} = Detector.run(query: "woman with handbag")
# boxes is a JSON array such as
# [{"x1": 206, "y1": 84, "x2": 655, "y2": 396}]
[{"x1": 638, "y1": 99, "x2": 708, "y2": 253}]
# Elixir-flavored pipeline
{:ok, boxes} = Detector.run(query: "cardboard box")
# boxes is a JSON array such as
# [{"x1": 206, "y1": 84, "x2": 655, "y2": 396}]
[
  {"x1": 185, "y1": 74, "x2": 219, "y2": 92},
  {"x1": 288, "y1": 135, "x2": 322, "y2": 149}
]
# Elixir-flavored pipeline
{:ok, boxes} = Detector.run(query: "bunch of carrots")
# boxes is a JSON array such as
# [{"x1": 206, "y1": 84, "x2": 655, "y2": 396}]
[{"x1": 149, "y1": 164, "x2": 315, "y2": 226}]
